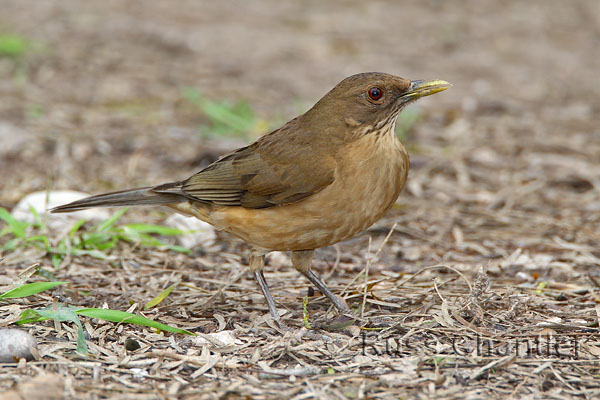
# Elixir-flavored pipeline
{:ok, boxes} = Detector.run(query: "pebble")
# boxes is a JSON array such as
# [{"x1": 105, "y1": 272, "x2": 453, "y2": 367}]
[
  {"x1": 0, "y1": 328, "x2": 38, "y2": 363},
  {"x1": 164, "y1": 213, "x2": 216, "y2": 248},
  {"x1": 12, "y1": 190, "x2": 110, "y2": 230}
]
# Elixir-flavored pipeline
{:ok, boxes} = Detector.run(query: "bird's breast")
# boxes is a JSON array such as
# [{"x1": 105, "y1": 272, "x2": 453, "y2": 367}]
[{"x1": 194, "y1": 133, "x2": 409, "y2": 251}]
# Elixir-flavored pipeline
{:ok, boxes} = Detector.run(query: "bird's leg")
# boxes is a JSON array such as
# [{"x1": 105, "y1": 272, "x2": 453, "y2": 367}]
[
  {"x1": 249, "y1": 249, "x2": 285, "y2": 329},
  {"x1": 291, "y1": 250, "x2": 352, "y2": 315}
]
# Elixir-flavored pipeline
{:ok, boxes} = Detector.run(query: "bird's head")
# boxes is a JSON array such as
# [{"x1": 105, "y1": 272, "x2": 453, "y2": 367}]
[{"x1": 307, "y1": 72, "x2": 451, "y2": 139}]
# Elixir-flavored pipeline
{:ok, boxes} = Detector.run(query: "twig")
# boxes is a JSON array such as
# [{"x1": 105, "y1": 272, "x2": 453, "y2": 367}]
[{"x1": 469, "y1": 354, "x2": 516, "y2": 380}]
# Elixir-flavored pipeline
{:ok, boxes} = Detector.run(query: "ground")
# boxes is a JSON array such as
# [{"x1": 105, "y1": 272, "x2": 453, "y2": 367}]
[{"x1": 0, "y1": 0, "x2": 599, "y2": 399}]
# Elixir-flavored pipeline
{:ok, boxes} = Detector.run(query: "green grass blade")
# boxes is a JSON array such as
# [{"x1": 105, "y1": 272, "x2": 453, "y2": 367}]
[
  {"x1": 117, "y1": 228, "x2": 189, "y2": 253},
  {"x1": 202, "y1": 101, "x2": 252, "y2": 132},
  {"x1": 126, "y1": 231, "x2": 164, "y2": 247},
  {"x1": 182, "y1": 88, "x2": 259, "y2": 136},
  {"x1": 75, "y1": 325, "x2": 87, "y2": 354},
  {"x1": 69, "y1": 219, "x2": 87, "y2": 237},
  {"x1": 75, "y1": 308, "x2": 194, "y2": 335},
  {"x1": 52, "y1": 253, "x2": 63, "y2": 268},
  {"x1": 16, "y1": 309, "x2": 49, "y2": 324},
  {"x1": 164, "y1": 244, "x2": 190, "y2": 253},
  {"x1": 70, "y1": 248, "x2": 109, "y2": 259},
  {"x1": 24, "y1": 235, "x2": 51, "y2": 251},
  {"x1": 81, "y1": 231, "x2": 118, "y2": 251},
  {"x1": 124, "y1": 224, "x2": 184, "y2": 236},
  {"x1": 16, "y1": 304, "x2": 88, "y2": 353},
  {"x1": 0, "y1": 281, "x2": 67, "y2": 299},
  {"x1": 145, "y1": 283, "x2": 177, "y2": 310},
  {"x1": 28, "y1": 205, "x2": 44, "y2": 229},
  {"x1": 0, "y1": 35, "x2": 28, "y2": 58},
  {"x1": 95, "y1": 208, "x2": 128, "y2": 232},
  {"x1": 0, "y1": 208, "x2": 29, "y2": 238}
]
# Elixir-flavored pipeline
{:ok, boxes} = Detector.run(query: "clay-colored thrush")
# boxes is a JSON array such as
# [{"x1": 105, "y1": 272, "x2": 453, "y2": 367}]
[{"x1": 52, "y1": 72, "x2": 450, "y2": 327}]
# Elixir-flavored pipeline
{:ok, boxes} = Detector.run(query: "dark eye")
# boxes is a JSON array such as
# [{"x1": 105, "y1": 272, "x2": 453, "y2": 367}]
[{"x1": 368, "y1": 87, "x2": 383, "y2": 101}]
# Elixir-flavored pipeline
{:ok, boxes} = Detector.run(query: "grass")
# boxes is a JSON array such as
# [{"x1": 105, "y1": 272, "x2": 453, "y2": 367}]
[
  {"x1": 0, "y1": 207, "x2": 189, "y2": 269},
  {"x1": 0, "y1": 34, "x2": 28, "y2": 58},
  {"x1": 17, "y1": 304, "x2": 194, "y2": 354},
  {"x1": 0, "y1": 281, "x2": 68, "y2": 299},
  {"x1": 0, "y1": 32, "x2": 45, "y2": 89},
  {"x1": 0, "y1": 277, "x2": 194, "y2": 355},
  {"x1": 0, "y1": 206, "x2": 198, "y2": 355},
  {"x1": 182, "y1": 88, "x2": 270, "y2": 138}
]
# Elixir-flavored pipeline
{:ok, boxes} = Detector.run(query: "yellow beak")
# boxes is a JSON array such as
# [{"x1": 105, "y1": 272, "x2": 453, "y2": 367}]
[{"x1": 402, "y1": 79, "x2": 452, "y2": 100}]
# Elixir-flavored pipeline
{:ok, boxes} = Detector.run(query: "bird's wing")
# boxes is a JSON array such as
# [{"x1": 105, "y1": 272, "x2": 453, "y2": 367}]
[{"x1": 156, "y1": 129, "x2": 336, "y2": 209}]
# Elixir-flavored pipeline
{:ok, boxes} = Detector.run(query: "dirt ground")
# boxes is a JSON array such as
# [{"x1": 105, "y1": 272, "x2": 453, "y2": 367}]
[{"x1": 1, "y1": 0, "x2": 599, "y2": 399}]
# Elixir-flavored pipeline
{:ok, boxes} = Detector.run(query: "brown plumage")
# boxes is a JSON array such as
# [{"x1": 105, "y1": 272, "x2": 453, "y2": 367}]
[{"x1": 52, "y1": 72, "x2": 450, "y2": 329}]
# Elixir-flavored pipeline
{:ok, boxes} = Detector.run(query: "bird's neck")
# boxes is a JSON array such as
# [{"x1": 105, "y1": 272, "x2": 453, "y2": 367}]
[{"x1": 343, "y1": 110, "x2": 401, "y2": 142}]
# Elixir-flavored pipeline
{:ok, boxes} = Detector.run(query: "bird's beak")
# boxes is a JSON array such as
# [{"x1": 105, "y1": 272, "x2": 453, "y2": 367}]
[{"x1": 400, "y1": 79, "x2": 452, "y2": 102}]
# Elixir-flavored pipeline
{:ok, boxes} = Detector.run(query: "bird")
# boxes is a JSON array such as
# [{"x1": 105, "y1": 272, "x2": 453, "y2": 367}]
[{"x1": 52, "y1": 72, "x2": 450, "y2": 329}]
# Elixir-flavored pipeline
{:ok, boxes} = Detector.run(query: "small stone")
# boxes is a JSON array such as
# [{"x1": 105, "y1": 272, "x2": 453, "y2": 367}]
[
  {"x1": 13, "y1": 191, "x2": 110, "y2": 230},
  {"x1": 267, "y1": 251, "x2": 291, "y2": 268},
  {"x1": 192, "y1": 330, "x2": 242, "y2": 347},
  {"x1": 0, "y1": 328, "x2": 38, "y2": 363},
  {"x1": 164, "y1": 213, "x2": 216, "y2": 249},
  {"x1": 125, "y1": 338, "x2": 141, "y2": 351},
  {"x1": 352, "y1": 355, "x2": 372, "y2": 364}
]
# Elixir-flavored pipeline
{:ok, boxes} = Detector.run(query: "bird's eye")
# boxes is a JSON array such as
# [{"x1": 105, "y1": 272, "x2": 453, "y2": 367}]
[{"x1": 367, "y1": 87, "x2": 383, "y2": 101}]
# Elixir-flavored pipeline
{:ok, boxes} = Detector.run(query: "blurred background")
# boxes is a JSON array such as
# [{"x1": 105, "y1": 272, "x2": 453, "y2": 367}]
[{"x1": 0, "y1": 0, "x2": 598, "y2": 259}]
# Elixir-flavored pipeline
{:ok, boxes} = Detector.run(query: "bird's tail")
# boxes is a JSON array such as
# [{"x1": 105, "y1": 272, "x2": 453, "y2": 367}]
[{"x1": 51, "y1": 187, "x2": 185, "y2": 213}]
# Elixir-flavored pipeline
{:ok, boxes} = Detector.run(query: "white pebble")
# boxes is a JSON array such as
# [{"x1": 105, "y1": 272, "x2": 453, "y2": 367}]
[
  {"x1": 13, "y1": 190, "x2": 110, "y2": 230},
  {"x1": 0, "y1": 328, "x2": 38, "y2": 362}
]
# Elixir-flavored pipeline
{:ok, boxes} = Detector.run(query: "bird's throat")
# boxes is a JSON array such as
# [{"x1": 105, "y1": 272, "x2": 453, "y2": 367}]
[{"x1": 345, "y1": 109, "x2": 402, "y2": 141}]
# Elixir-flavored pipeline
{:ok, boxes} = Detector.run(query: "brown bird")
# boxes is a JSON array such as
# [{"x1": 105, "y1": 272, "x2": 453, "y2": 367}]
[{"x1": 52, "y1": 72, "x2": 450, "y2": 328}]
